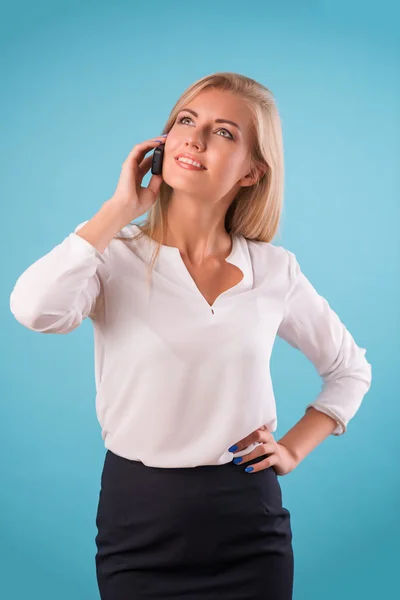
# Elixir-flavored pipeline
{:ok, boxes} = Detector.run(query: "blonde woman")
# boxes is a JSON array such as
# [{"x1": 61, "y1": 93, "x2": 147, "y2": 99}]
[{"x1": 10, "y1": 72, "x2": 372, "y2": 599}]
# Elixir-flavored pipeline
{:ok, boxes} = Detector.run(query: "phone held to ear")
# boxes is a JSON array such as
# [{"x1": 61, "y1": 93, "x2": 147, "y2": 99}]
[{"x1": 151, "y1": 143, "x2": 165, "y2": 175}]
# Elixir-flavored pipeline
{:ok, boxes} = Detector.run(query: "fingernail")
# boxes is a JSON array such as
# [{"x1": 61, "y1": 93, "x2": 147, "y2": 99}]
[
  {"x1": 161, "y1": 133, "x2": 168, "y2": 137},
  {"x1": 245, "y1": 466, "x2": 254, "y2": 473},
  {"x1": 228, "y1": 445, "x2": 238, "y2": 452},
  {"x1": 233, "y1": 457, "x2": 243, "y2": 464}
]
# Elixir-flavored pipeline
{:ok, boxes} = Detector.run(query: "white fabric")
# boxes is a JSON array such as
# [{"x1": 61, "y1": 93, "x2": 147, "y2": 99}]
[{"x1": 9, "y1": 221, "x2": 372, "y2": 467}]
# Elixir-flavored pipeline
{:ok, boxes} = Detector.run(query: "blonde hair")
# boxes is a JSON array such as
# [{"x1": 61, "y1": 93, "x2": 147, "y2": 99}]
[{"x1": 124, "y1": 71, "x2": 284, "y2": 287}]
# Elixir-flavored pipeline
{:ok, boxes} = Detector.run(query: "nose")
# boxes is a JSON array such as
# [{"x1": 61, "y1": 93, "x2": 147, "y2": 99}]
[{"x1": 185, "y1": 132, "x2": 205, "y2": 150}]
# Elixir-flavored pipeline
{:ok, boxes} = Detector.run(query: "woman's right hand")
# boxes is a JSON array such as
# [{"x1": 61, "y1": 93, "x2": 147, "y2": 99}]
[{"x1": 109, "y1": 134, "x2": 168, "y2": 223}]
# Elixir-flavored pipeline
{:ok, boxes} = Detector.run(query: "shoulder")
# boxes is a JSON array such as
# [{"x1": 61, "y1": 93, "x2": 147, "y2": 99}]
[
  {"x1": 244, "y1": 238, "x2": 301, "y2": 293},
  {"x1": 246, "y1": 238, "x2": 295, "y2": 274}
]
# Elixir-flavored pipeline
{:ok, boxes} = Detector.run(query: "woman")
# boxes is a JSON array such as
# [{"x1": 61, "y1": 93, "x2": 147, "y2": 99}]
[{"x1": 10, "y1": 72, "x2": 372, "y2": 599}]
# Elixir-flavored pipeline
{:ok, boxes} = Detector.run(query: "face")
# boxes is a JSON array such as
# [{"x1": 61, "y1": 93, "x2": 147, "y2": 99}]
[{"x1": 161, "y1": 88, "x2": 257, "y2": 203}]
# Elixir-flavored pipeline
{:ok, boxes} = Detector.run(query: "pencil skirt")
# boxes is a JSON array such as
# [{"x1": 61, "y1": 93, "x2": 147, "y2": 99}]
[{"x1": 95, "y1": 449, "x2": 294, "y2": 600}]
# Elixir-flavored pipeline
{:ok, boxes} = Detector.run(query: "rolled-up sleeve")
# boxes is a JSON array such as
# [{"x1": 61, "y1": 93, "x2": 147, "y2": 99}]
[{"x1": 277, "y1": 249, "x2": 372, "y2": 435}]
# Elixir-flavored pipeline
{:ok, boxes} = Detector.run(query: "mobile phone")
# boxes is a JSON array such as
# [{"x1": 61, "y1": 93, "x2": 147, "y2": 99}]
[{"x1": 151, "y1": 143, "x2": 165, "y2": 175}]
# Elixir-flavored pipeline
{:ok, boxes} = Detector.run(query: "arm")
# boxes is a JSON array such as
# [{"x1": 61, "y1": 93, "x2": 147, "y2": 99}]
[
  {"x1": 277, "y1": 406, "x2": 338, "y2": 465},
  {"x1": 276, "y1": 249, "x2": 372, "y2": 448},
  {"x1": 9, "y1": 199, "x2": 129, "y2": 334}
]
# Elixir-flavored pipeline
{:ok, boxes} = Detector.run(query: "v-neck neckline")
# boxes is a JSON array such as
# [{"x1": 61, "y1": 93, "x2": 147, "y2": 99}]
[
  {"x1": 163, "y1": 234, "x2": 243, "y2": 309},
  {"x1": 126, "y1": 224, "x2": 254, "y2": 309}
]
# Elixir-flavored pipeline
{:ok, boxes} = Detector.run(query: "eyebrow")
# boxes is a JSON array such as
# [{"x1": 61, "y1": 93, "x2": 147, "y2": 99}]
[{"x1": 179, "y1": 108, "x2": 241, "y2": 131}]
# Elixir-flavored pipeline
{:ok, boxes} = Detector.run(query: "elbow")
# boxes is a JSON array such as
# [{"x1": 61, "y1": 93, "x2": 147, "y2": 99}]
[
  {"x1": 351, "y1": 354, "x2": 372, "y2": 392},
  {"x1": 12, "y1": 310, "x2": 83, "y2": 334},
  {"x1": 333, "y1": 355, "x2": 373, "y2": 399},
  {"x1": 311, "y1": 353, "x2": 372, "y2": 437},
  {"x1": 324, "y1": 340, "x2": 372, "y2": 391},
  {"x1": 9, "y1": 277, "x2": 50, "y2": 331},
  {"x1": 10, "y1": 292, "x2": 82, "y2": 334},
  {"x1": 10, "y1": 289, "x2": 41, "y2": 330}
]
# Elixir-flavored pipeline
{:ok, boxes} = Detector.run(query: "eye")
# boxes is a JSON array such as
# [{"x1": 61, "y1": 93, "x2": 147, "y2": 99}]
[{"x1": 176, "y1": 115, "x2": 234, "y2": 140}]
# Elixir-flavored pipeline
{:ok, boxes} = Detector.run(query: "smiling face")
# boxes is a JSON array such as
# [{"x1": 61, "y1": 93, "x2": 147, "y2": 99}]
[{"x1": 162, "y1": 88, "x2": 257, "y2": 203}]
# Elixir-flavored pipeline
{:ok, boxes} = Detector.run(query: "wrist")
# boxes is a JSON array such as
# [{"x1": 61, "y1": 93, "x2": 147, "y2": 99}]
[
  {"x1": 102, "y1": 198, "x2": 134, "y2": 230},
  {"x1": 278, "y1": 441, "x2": 300, "y2": 470}
]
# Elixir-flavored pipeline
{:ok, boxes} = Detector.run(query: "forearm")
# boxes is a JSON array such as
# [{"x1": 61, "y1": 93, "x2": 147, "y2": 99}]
[
  {"x1": 277, "y1": 406, "x2": 338, "y2": 465},
  {"x1": 75, "y1": 198, "x2": 134, "y2": 254}
]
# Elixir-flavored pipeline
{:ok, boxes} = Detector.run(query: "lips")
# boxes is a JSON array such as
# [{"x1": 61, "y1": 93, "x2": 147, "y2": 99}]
[{"x1": 174, "y1": 153, "x2": 206, "y2": 169}]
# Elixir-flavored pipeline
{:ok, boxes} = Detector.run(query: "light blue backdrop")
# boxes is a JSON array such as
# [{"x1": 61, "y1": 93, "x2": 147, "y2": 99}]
[{"x1": 1, "y1": 1, "x2": 398, "y2": 598}]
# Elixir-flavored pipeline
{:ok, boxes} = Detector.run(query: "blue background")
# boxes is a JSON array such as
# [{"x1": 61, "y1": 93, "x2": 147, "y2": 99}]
[{"x1": 1, "y1": 1, "x2": 398, "y2": 598}]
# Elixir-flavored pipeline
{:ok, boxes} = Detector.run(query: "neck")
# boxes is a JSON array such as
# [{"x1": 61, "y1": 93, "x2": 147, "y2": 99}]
[{"x1": 157, "y1": 193, "x2": 233, "y2": 265}]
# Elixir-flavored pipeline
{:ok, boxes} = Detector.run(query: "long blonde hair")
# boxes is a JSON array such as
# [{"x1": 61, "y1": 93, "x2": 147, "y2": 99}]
[{"x1": 123, "y1": 71, "x2": 284, "y2": 286}]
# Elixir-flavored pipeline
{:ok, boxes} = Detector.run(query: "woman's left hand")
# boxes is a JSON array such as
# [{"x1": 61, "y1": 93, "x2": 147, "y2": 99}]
[{"x1": 229, "y1": 425, "x2": 298, "y2": 475}]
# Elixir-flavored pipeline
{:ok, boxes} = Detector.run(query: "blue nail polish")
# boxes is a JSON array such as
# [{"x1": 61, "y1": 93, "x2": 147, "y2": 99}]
[
  {"x1": 233, "y1": 457, "x2": 243, "y2": 464},
  {"x1": 161, "y1": 134, "x2": 168, "y2": 137},
  {"x1": 228, "y1": 445, "x2": 238, "y2": 452},
  {"x1": 245, "y1": 466, "x2": 254, "y2": 473}
]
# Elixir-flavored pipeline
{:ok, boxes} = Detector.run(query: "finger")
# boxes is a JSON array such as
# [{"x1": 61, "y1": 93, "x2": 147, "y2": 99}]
[
  {"x1": 125, "y1": 137, "x2": 167, "y2": 167},
  {"x1": 137, "y1": 154, "x2": 164, "y2": 195},
  {"x1": 233, "y1": 442, "x2": 275, "y2": 464},
  {"x1": 137, "y1": 154, "x2": 154, "y2": 180},
  {"x1": 245, "y1": 453, "x2": 278, "y2": 473},
  {"x1": 230, "y1": 429, "x2": 270, "y2": 452},
  {"x1": 146, "y1": 171, "x2": 164, "y2": 196}
]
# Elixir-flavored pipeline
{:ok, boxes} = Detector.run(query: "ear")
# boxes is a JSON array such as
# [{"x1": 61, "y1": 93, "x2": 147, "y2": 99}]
[{"x1": 239, "y1": 163, "x2": 268, "y2": 188}]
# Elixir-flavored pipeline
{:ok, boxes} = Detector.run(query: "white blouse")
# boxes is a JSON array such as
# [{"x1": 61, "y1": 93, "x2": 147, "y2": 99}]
[{"x1": 9, "y1": 221, "x2": 372, "y2": 467}]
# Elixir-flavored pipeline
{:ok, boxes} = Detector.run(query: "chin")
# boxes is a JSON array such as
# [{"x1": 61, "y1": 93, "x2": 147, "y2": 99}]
[{"x1": 162, "y1": 172, "x2": 202, "y2": 189}]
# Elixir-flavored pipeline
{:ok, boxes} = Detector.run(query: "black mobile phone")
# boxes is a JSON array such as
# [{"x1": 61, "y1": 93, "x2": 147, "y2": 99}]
[{"x1": 151, "y1": 143, "x2": 165, "y2": 175}]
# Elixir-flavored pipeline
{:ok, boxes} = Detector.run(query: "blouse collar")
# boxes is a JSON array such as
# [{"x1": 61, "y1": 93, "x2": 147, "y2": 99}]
[{"x1": 117, "y1": 223, "x2": 254, "y2": 295}]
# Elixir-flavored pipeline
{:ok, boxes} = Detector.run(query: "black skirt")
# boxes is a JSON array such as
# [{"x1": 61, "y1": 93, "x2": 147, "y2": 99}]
[{"x1": 95, "y1": 449, "x2": 294, "y2": 600}]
